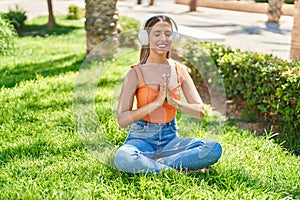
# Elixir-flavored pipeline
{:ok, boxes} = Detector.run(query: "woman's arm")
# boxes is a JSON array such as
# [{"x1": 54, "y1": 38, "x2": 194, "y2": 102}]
[
  {"x1": 166, "y1": 64, "x2": 205, "y2": 119},
  {"x1": 117, "y1": 68, "x2": 167, "y2": 128}
]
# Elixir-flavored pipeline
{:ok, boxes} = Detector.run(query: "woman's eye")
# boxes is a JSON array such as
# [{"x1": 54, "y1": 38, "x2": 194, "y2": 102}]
[
  {"x1": 152, "y1": 30, "x2": 172, "y2": 38},
  {"x1": 165, "y1": 31, "x2": 172, "y2": 37}
]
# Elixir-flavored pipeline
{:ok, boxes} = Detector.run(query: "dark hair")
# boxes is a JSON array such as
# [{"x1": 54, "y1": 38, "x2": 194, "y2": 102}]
[{"x1": 139, "y1": 15, "x2": 174, "y2": 64}]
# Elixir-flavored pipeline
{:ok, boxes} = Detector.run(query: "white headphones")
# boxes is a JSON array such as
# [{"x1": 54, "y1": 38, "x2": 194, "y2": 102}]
[{"x1": 138, "y1": 15, "x2": 180, "y2": 46}]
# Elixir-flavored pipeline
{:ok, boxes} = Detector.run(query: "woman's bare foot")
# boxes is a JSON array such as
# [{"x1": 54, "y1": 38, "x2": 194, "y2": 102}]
[
  {"x1": 182, "y1": 166, "x2": 214, "y2": 174},
  {"x1": 200, "y1": 166, "x2": 214, "y2": 173}
]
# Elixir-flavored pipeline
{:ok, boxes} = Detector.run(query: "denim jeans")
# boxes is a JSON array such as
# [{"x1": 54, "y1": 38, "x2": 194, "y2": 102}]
[{"x1": 114, "y1": 119, "x2": 222, "y2": 174}]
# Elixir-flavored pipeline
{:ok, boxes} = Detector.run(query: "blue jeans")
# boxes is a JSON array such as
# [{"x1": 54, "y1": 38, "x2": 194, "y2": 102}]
[{"x1": 114, "y1": 119, "x2": 222, "y2": 174}]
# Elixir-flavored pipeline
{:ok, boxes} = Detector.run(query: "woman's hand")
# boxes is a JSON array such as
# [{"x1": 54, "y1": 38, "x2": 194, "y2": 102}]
[
  {"x1": 163, "y1": 73, "x2": 181, "y2": 109},
  {"x1": 166, "y1": 89, "x2": 180, "y2": 109},
  {"x1": 154, "y1": 73, "x2": 169, "y2": 106}
]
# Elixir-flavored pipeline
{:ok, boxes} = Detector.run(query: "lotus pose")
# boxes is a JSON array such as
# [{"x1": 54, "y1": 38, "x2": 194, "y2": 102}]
[{"x1": 114, "y1": 15, "x2": 222, "y2": 174}]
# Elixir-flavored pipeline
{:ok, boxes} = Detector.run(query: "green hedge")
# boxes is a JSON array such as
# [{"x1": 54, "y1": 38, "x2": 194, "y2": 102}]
[
  {"x1": 0, "y1": 5, "x2": 27, "y2": 35},
  {"x1": 67, "y1": 4, "x2": 84, "y2": 20},
  {"x1": 284, "y1": 0, "x2": 295, "y2": 4},
  {"x1": 118, "y1": 16, "x2": 140, "y2": 47},
  {"x1": 0, "y1": 16, "x2": 16, "y2": 56},
  {"x1": 182, "y1": 41, "x2": 300, "y2": 153},
  {"x1": 254, "y1": 0, "x2": 268, "y2": 3},
  {"x1": 255, "y1": 0, "x2": 295, "y2": 4}
]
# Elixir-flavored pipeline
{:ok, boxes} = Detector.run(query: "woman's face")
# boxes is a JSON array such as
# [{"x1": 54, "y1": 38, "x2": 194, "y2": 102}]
[{"x1": 148, "y1": 21, "x2": 173, "y2": 56}]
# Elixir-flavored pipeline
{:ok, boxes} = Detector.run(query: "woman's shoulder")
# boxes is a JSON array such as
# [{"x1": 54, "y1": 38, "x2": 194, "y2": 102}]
[
  {"x1": 130, "y1": 64, "x2": 138, "y2": 69},
  {"x1": 126, "y1": 65, "x2": 139, "y2": 78},
  {"x1": 130, "y1": 64, "x2": 144, "y2": 70},
  {"x1": 168, "y1": 59, "x2": 188, "y2": 72}
]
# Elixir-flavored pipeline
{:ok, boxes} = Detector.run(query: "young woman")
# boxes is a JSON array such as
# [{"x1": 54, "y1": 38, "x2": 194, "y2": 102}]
[{"x1": 114, "y1": 15, "x2": 222, "y2": 174}]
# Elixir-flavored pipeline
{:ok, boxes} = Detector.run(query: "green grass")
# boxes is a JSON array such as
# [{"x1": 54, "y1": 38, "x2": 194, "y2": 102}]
[{"x1": 0, "y1": 16, "x2": 299, "y2": 199}]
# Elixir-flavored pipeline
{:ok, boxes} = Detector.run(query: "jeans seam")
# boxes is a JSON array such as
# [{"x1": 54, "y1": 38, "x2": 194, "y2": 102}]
[{"x1": 159, "y1": 143, "x2": 197, "y2": 156}]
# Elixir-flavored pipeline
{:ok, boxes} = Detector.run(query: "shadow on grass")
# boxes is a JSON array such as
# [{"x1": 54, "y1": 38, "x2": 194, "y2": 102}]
[
  {"x1": 0, "y1": 139, "x2": 84, "y2": 168},
  {"x1": 0, "y1": 54, "x2": 84, "y2": 88},
  {"x1": 198, "y1": 168, "x2": 299, "y2": 198},
  {"x1": 19, "y1": 23, "x2": 82, "y2": 37},
  {"x1": 103, "y1": 168, "x2": 299, "y2": 199}
]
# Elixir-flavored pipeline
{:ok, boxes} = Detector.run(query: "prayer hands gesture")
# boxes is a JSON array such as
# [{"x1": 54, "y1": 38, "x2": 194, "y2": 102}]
[{"x1": 156, "y1": 73, "x2": 181, "y2": 109}]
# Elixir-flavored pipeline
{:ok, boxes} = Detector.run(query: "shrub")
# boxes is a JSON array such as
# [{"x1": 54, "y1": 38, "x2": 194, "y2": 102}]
[
  {"x1": 284, "y1": 0, "x2": 294, "y2": 4},
  {"x1": 67, "y1": 4, "x2": 84, "y2": 20},
  {"x1": 118, "y1": 16, "x2": 140, "y2": 47},
  {"x1": 255, "y1": 0, "x2": 294, "y2": 4},
  {"x1": 0, "y1": 16, "x2": 16, "y2": 56},
  {"x1": 1, "y1": 5, "x2": 27, "y2": 35},
  {"x1": 182, "y1": 41, "x2": 300, "y2": 153},
  {"x1": 118, "y1": 15, "x2": 140, "y2": 31},
  {"x1": 254, "y1": 0, "x2": 268, "y2": 3}
]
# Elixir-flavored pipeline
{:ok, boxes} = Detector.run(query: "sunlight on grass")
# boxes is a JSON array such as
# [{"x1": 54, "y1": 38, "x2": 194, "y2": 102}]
[{"x1": 0, "y1": 15, "x2": 299, "y2": 199}]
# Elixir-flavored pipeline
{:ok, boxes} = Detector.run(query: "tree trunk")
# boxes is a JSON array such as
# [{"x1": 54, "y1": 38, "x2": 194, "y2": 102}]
[
  {"x1": 85, "y1": 0, "x2": 119, "y2": 58},
  {"x1": 46, "y1": 0, "x2": 56, "y2": 28},
  {"x1": 267, "y1": 0, "x2": 283, "y2": 23},
  {"x1": 149, "y1": 0, "x2": 154, "y2": 6},
  {"x1": 190, "y1": 0, "x2": 197, "y2": 12},
  {"x1": 290, "y1": 0, "x2": 300, "y2": 60}
]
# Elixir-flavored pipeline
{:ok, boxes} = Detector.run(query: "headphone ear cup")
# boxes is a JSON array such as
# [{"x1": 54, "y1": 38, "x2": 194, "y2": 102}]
[
  {"x1": 172, "y1": 31, "x2": 179, "y2": 45},
  {"x1": 138, "y1": 30, "x2": 149, "y2": 45}
]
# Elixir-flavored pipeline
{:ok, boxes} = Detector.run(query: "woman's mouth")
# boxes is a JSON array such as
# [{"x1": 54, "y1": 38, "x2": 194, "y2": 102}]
[{"x1": 157, "y1": 44, "x2": 168, "y2": 49}]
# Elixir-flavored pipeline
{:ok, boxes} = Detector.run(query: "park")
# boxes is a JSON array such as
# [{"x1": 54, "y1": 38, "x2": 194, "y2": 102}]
[{"x1": 0, "y1": 0, "x2": 299, "y2": 199}]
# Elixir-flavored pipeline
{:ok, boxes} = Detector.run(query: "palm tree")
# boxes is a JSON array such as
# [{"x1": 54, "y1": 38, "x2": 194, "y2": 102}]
[
  {"x1": 149, "y1": 0, "x2": 155, "y2": 6},
  {"x1": 267, "y1": 0, "x2": 284, "y2": 23},
  {"x1": 85, "y1": 0, "x2": 119, "y2": 56},
  {"x1": 190, "y1": 0, "x2": 197, "y2": 12},
  {"x1": 290, "y1": 0, "x2": 300, "y2": 60},
  {"x1": 46, "y1": 0, "x2": 56, "y2": 28}
]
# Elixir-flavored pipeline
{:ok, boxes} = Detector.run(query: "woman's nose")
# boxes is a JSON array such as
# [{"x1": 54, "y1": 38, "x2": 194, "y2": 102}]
[{"x1": 160, "y1": 33, "x2": 169, "y2": 41}]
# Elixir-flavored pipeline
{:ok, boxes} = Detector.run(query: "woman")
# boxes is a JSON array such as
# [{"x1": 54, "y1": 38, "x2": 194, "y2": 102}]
[{"x1": 114, "y1": 15, "x2": 222, "y2": 174}]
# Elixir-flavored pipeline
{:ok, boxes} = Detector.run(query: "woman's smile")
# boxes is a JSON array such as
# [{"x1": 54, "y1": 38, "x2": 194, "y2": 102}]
[{"x1": 157, "y1": 44, "x2": 168, "y2": 48}]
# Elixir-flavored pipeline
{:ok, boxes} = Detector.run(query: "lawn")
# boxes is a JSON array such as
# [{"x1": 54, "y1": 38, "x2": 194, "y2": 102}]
[{"x1": 0, "y1": 16, "x2": 299, "y2": 199}]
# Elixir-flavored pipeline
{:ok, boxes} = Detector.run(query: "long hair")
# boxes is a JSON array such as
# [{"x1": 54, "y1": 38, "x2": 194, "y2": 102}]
[{"x1": 139, "y1": 15, "x2": 174, "y2": 64}]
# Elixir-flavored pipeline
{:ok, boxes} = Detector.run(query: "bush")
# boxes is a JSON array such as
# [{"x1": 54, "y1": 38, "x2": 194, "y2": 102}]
[
  {"x1": 255, "y1": 0, "x2": 294, "y2": 4},
  {"x1": 0, "y1": 16, "x2": 16, "y2": 56},
  {"x1": 182, "y1": 41, "x2": 300, "y2": 153},
  {"x1": 284, "y1": 0, "x2": 295, "y2": 4},
  {"x1": 254, "y1": 0, "x2": 268, "y2": 3},
  {"x1": 118, "y1": 16, "x2": 140, "y2": 47},
  {"x1": 67, "y1": 4, "x2": 84, "y2": 20},
  {"x1": 1, "y1": 5, "x2": 27, "y2": 35},
  {"x1": 119, "y1": 15, "x2": 140, "y2": 31}
]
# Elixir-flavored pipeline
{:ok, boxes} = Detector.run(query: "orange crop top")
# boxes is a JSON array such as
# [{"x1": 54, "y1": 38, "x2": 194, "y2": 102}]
[{"x1": 132, "y1": 62, "x2": 183, "y2": 123}]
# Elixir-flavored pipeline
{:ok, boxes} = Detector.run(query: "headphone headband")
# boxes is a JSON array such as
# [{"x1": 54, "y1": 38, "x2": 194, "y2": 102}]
[
  {"x1": 139, "y1": 15, "x2": 178, "y2": 32},
  {"x1": 138, "y1": 15, "x2": 179, "y2": 45}
]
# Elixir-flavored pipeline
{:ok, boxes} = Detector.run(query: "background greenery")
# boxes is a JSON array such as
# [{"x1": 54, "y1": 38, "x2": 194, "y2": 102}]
[
  {"x1": 182, "y1": 41, "x2": 300, "y2": 155},
  {"x1": 254, "y1": 0, "x2": 295, "y2": 4},
  {"x1": 0, "y1": 15, "x2": 299, "y2": 199},
  {"x1": 0, "y1": 15, "x2": 16, "y2": 56},
  {"x1": 0, "y1": 5, "x2": 27, "y2": 35}
]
